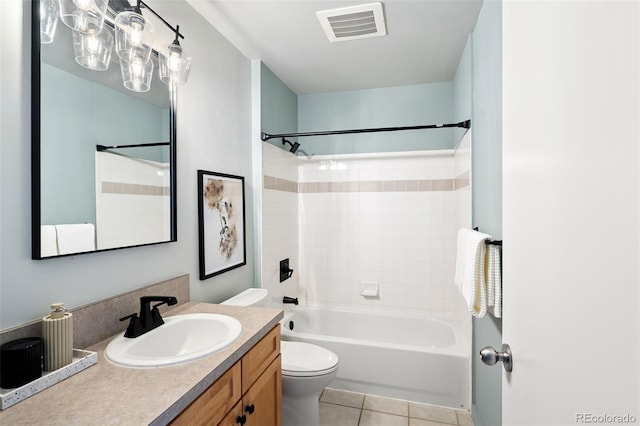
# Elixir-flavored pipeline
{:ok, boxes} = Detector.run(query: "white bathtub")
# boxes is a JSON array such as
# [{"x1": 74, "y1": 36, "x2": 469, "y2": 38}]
[{"x1": 281, "y1": 307, "x2": 470, "y2": 409}]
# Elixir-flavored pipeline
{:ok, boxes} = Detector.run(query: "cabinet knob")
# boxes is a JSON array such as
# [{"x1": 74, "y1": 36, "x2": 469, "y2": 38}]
[
  {"x1": 236, "y1": 414, "x2": 247, "y2": 425},
  {"x1": 245, "y1": 404, "x2": 255, "y2": 415}
]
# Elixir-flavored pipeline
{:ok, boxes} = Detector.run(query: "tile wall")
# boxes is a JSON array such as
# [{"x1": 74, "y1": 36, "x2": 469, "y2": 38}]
[
  {"x1": 453, "y1": 131, "x2": 473, "y2": 338},
  {"x1": 261, "y1": 143, "x2": 300, "y2": 305},
  {"x1": 262, "y1": 136, "x2": 472, "y2": 325},
  {"x1": 297, "y1": 150, "x2": 461, "y2": 320}
]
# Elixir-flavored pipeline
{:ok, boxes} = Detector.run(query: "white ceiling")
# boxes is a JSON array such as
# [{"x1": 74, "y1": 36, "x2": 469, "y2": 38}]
[{"x1": 187, "y1": 0, "x2": 484, "y2": 94}]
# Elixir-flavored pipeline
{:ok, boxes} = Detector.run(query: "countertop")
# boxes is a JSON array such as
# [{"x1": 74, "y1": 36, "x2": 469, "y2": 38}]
[{"x1": 0, "y1": 302, "x2": 284, "y2": 425}]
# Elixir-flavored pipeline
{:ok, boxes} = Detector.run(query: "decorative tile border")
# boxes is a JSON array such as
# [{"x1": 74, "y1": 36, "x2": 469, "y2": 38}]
[
  {"x1": 263, "y1": 175, "x2": 298, "y2": 193},
  {"x1": 454, "y1": 171, "x2": 470, "y2": 190},
  {"x1": 264, "y1": 174, "x2": 470, "y2": 193},
  {"x1": 101, "y1": 181, "x2": 170, "y2": 196}
]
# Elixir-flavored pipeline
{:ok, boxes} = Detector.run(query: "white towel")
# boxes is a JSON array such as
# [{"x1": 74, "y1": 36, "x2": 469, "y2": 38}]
[
  {"x1": 454, "y1": 228, "x2": 490, "y2": 318},
  {"x1": 40, "y1": 225, "x2": 58, "y2": 257},
  {"x1": 486, "y1": 245, "x2": 502, "y2": 318},
  {"x1": 55, "y1": 224, "x2": 96, "y2": 255}
]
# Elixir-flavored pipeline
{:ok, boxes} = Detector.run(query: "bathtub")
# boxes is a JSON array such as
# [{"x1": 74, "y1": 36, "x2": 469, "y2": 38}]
[{"x1": 281, "y1": 307, "x2": 469, "y2": 409}]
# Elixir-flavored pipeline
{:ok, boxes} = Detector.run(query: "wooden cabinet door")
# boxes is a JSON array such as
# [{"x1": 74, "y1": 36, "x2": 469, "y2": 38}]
[
  {"x1": 242, "y1": 327, "x2": 280, "y2": 394},
  {"x1": 170, "y1": 362, "x2": 241, "y2": 426},
  {"x1": 218, "y1": 401, "x2": 245, "y2": 426},
  {"x1": 243, "y1": 355, "x2": 281, "y2": 426}
]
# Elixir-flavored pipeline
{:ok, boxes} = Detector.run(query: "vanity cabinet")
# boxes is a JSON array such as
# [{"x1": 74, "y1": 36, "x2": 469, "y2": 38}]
[{"x1": 171, "y1": 326, "x2": 281, "y2": 426}]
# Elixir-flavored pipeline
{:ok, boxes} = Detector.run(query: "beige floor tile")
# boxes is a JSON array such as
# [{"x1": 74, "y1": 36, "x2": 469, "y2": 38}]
[
  {"x1": 409, "y1": 418, "x2": 453, "y2": 426},
  {"x1": 359, "y1": 410, "x2": 408, "y2": 426},
  {"x1": 409, "y1": 403, "x2": 458, "y2": 425},
  {"x1": 456, "y1": 410, "x2": 474, "y2": 426},
  {"x1": 363, "y1": 394, "x2": 409, "y2": 416},
  {"x1": 320, "y1": 402, "x2": 361, "y2": 426},
  {"x1": 321, "y1": 388, "x2": 365, "y2": 408}
]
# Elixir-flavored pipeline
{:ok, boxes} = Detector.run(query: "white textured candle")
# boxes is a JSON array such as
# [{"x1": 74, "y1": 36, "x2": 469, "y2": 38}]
[{"x1": 42, "y1": 303, "x2": 73, "y2": 371}]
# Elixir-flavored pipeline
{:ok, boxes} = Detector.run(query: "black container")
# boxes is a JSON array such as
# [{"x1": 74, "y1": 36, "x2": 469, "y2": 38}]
[{"x1": 0, "y1": 337, "x2": 43, "y2": 389}]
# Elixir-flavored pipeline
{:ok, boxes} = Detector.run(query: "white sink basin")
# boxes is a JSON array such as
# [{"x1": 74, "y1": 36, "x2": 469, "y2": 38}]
[{"x1": 105, "y1": 313, "x2": 242, "y2": 368}]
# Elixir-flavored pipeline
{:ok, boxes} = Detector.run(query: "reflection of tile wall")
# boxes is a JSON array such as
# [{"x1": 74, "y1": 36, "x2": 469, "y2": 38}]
[
  {"x1": 95, "y1": 152, "x2": 170, "y2": 250},
  {"x1": 101, "y1": 181, "x2": 170, "y2": 196}
]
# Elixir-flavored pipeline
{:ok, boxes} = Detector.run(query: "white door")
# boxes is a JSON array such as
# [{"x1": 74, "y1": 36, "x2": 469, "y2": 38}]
[{"x1": 501, "y1": 1, "x2": 640, "y2": 425}]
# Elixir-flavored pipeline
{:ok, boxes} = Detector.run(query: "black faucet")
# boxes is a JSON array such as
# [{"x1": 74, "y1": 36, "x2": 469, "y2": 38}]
[
  {"x1": 283, "y1": 296, "x2": 299, "y2": 305},
  {"x1": 119, "y1": 296, "x2": 178, "y2": 338}
]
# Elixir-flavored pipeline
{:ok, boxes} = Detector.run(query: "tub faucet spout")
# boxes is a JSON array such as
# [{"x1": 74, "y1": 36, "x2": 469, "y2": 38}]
[{"x1": 283, "y1": 296, "x2": 299, "y2": 305}]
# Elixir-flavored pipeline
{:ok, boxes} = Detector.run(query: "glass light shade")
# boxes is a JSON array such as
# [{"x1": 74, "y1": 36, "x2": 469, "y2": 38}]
[
  {"x1": 120, "y1": 56, "x2": 154, "y2": 92},
  {"x1": 40, "y1": 0, "x2": 59, "y2": 44},
  {"x1": 159, "y1": 43, "x2": 192, "y2": 87},
  {"x1": 59, "y1": 0, "x2": 109, "y2": 34},
  {"x1": 114, "y1": 11, "x2": 154, "y2": 63},
  {"x1": 72, "y1": 27, "x2": 113, "y2": 71}
]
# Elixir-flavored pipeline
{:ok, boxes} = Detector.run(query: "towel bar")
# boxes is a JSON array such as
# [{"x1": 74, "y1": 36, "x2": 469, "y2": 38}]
[{"x1": 472, "y1": 227, "x2": 502, "y2": 246}]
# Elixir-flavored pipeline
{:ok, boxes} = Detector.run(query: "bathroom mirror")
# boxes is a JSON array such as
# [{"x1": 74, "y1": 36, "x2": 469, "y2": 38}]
[{"x1": 31, "y1": 0, "x2": 177, "y2": 259}]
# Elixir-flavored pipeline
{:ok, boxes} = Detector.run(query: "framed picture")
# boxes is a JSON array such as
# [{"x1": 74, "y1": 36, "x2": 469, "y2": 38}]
[{"x1": 198, "y1": 170, "x2": 246, "y2": 280}]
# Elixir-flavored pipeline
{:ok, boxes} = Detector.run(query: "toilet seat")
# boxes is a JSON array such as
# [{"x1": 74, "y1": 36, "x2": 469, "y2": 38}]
[{"x1": 281, "y1": 341, "x2": 339, "y2": 377}]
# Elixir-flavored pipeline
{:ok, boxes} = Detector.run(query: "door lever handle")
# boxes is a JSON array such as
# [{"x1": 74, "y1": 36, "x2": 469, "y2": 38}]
[{"x1": 480, "y1": 344, "x2": 513, "y2": 372}]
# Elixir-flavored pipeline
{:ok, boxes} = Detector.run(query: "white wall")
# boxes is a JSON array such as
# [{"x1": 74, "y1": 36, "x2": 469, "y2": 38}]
[
  {"x1": 0, "y1": 1, "x2": 254, "y2": 329},
  {"x1": 502, "y1": 1, "x2": 639, "y2": 423}
]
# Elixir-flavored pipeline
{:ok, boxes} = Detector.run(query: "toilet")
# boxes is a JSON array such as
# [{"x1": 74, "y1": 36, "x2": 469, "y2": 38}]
[
  {"x1": 280, "y1": 340, "x2": 339, "y2": 426},
  {"x1": 220, "y1": 288, "x2": 268, "y2": 307},
  {"x1": 220, "y1": 289, "x2": 339, "y2": 426}
]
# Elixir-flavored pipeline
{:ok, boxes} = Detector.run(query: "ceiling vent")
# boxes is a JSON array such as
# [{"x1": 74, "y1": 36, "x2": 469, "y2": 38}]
[{"x1": 316, "y1": 2, "x2": 387, "y2": 43}]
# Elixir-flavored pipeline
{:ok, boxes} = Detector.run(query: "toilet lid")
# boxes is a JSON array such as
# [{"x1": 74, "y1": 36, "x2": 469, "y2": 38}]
[{"x1": 281, "y1": 341, "x2": 339, "y2": 377}]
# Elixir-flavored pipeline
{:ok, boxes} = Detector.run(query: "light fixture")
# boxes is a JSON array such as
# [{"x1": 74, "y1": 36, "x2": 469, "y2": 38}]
[
  {"x1": 114, "y1": 3, "x2": 154, "y2": 64},
  {"x1": 59, "y1": 0, "x2": 109, "y2": 34},
  {"x1": 40, "y1": 0, "x2": 59, "y2": 44},
  {"x1": 47, "y1": 0, "x2": 190, "y2": 93},
  {"x1": 72, "y1": 27, "x2": 114, "y2": 71},
  {"x1": 120, "y1": 55, "x2": 154, "y2": 92},
  {"x1": 159, "y1": 26, "x2": 192, "y2": 87}
]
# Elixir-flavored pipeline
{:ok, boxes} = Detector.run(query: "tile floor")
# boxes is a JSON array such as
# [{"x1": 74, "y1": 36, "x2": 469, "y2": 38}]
[{"x1": 319, "y1": 388, "x2": 474, "y2": 426}]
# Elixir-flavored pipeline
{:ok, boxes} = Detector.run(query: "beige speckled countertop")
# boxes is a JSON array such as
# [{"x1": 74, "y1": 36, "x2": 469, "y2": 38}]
[{"x1": 0, "y1": 302, "x2": 283, "y2": 426}]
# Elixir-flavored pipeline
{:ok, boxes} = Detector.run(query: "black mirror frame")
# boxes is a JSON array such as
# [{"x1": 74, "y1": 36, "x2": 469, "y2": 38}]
[{"x1": 31, "y1": 0, "x2": 177, "y2": 259}]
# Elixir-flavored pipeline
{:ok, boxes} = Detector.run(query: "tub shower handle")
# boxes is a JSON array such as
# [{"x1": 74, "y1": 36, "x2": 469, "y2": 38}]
[{"x1": 480, "y1": 344, "x2": 513, "y2": 372}]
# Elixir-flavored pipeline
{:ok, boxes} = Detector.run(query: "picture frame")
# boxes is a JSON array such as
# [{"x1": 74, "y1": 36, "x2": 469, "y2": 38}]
[{"x1": 198, "y1": 170, "x2": 246, "y2": 280}]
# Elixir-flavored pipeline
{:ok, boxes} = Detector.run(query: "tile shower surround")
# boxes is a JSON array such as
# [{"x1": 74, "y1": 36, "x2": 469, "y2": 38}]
[{"x1": 263, "y1": 144, "x2": 471, "y2": 322}]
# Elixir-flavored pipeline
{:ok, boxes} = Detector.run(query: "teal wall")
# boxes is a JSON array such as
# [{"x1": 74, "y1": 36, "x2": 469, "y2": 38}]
[
  {"x1": 298, "y1": 83, "x2": 457, "y2": 155},
  {"x1": 453, "y1": 36, "x2": 473, "y2": 146},
  {"x1": 40, "y1": 63, "x2": 168, "y2": 226},
  {"x1": 470, "y1": 1, "x2": 503, "y2": 425},
  {"x1": 260, "y1": 63, "x2": 298, "y2": 151}
]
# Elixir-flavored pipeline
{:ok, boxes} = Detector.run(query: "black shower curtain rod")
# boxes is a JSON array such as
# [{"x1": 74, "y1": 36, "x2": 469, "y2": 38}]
[
  {"x1": 261, "y1": 119, "x2": 470, "y2": 141},
  {"x1": 96, "y1": 142, "x2": 170, "y2": 151}
]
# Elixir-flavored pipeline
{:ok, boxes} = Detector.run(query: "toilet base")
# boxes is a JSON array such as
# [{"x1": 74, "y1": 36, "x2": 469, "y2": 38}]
[
  {"x1": 282, "y1": 392, "x2": 321, "y2": 426},
  {"x1": 281, "y1": 371, "x2": 337, "y2": 426}
]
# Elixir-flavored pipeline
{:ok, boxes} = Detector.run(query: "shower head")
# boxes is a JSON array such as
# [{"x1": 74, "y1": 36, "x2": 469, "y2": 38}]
[{"x1": 281, "y1": 138, "x2": 300, "y2": 154}]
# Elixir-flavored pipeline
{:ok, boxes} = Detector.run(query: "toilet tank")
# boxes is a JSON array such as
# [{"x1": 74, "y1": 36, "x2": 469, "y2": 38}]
[{"x1": 220, "y1": 288, "x2": 268, "y2": 307}]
